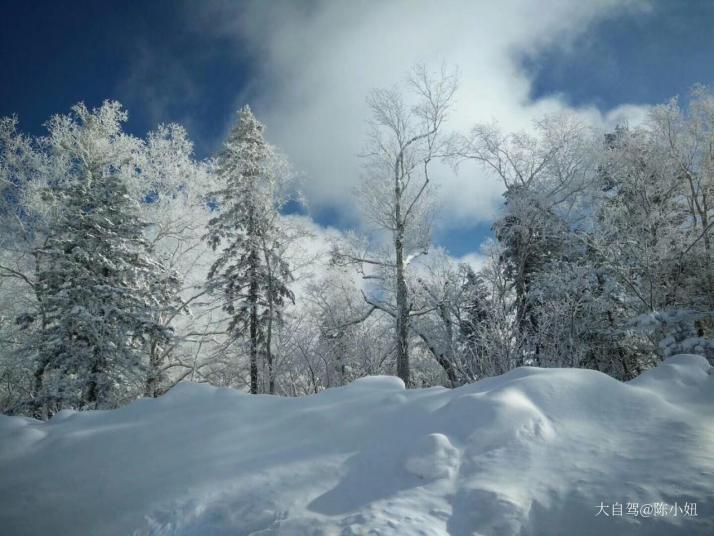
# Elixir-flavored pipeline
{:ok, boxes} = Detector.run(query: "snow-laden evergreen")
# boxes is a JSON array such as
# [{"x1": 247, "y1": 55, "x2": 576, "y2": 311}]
[
  {"x1": 204, "y1": 106, "x2": 294, "y2": 394},
  {"x1": 30, "y1": 103, "x2": 179, "y2": 414}
]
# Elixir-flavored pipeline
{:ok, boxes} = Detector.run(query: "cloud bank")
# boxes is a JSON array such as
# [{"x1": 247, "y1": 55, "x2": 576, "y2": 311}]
[{"x1": 194, "y1": 0, "x2": 651, "y2": 235}]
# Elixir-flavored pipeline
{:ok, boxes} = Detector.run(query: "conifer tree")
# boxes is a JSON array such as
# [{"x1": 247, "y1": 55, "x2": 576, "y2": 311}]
[
  {"x1": 205, "y1": 106, "x2": 293, "y2": 394},
  {"x1": 34, "y1": 102, "x2": 174, "y2": 412}
]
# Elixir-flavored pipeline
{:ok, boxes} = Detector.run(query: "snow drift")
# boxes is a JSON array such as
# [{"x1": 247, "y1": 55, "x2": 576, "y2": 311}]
[{"x1": 1, "y1": 355, "x2": 713, "y2": 535}]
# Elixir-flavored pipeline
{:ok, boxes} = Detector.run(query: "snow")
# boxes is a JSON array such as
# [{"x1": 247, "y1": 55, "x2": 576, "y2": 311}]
[{"x1": 1, "y1": 356, "x2": 713, "y2": 535}]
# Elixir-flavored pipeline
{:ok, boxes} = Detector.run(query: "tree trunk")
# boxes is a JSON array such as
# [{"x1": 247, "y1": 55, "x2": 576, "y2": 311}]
[
  {"x1": 246, "y1": 206, "x2": 260, "y2": 395},
  {"x1": 30, "y1": 357, "x2": 50, "y2": 419},
  {"x1": 248, "y1": 260, "x2": 259, "y2": 395},
  {"x1": 264, "y1": 244, "x2": 275, "y2": 395},
  {"x1": 336, "y1": 336, "x2": 347, "y2": 386},
  {"x1": 266, "y1": 307, "x2": 275, "y2": 394},
  {"x1": 30, "y1": 247, "x2": 50, "y2": 418},
  {"x1": 394, "y1": 227, "x2": 410, "y2": 386},
  {"x1": 392, "y1": 145, "x2": 411, "y2": 387},
  {"x1": 85, "y1": 350, "x2": 101, "y2": 408},
  {"x1": 145, "y1": 339, "x2": 161, "y2": 397}
]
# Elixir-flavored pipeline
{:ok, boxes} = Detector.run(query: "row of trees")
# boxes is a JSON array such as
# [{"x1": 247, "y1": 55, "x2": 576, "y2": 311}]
[
  {"x1": 0, "y1": 103, "x2": 213, "y2": 416},
  {"x1": 2, "y1": 68, "x2": 713, "y2": 417},
  {"x1": 458, "y1": 90, "x2": 714, "y2": 379}
]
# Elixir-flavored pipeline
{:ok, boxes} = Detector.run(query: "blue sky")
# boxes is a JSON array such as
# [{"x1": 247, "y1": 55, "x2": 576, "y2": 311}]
[
  {"x1": 524, "y1": 1, "x2": 714, "y2": 108},
  {"x1": 0, "y1": 1, "x2": 253, "y2": 154},
  {"x1": 2, "y1": 0, "x2": 713, "y2": 258}
]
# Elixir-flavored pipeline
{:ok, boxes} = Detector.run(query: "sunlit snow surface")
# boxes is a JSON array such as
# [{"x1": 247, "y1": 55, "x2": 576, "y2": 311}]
[{"x1": 1, "y1": 355, "x2": 713, "y2": 535}]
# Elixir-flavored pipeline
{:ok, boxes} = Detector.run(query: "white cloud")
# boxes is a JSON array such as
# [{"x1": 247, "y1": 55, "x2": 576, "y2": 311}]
[
  {"x1": 280, "y1": 214, "x2": 349, "y2": 301},
  {"x1": 196, "y1": 0, "x2": 651, "y2": 235},
  {"x1": 283, "y1": 214, "x2": 489, "y2": 294},
  {"x1": 453, "y1": 251, "x2": 489, "y2": 273}
]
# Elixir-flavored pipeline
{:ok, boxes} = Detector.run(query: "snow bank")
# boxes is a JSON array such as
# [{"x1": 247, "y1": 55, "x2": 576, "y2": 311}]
[{"x1": 1, "y1": 356, "x2": 712, "y2": 535}]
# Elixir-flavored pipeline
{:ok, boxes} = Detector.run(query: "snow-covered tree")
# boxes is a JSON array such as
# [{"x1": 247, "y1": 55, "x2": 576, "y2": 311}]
[
  {"x1": 304, "y1": 265, "x2": 378, "y2": 387},
  {"x1": 138, "y1": 123, "x2": 217, "y2": 397},
  {"x1": 273, "y1": 264, "x2": 395, "y2": 395},
  {"x1": 588, "y1": 102, "x2": 714, "y2": 372},
  {"x1": 0, "y1": 116, "x2": 48, "y2": 413},
  {"x1": 204, "y1": 105, "x2": 294, "y2": 394},
  {"x1": 459, "y1": 94, "x2": 714, "y2": 379},
  {"x1": 456, "y1": 115, "x2": 596, "y2": 365},
  {"x1": 30, "y1": 102, "x2": 178, "y2": 414},
  {"x1": 406, "y1": 253, "x2": 480, "y2": 385},
  {"x1": 335, "y1": 65, "x2": 457, "y2": 386}
]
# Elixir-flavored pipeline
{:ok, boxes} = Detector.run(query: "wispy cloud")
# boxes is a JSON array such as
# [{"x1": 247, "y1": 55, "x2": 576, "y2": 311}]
[{"x1": 117, "y1": 42, "x2": 198, "y2": 126}]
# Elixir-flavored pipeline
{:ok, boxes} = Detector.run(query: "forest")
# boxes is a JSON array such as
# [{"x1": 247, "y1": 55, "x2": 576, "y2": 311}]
[{"x1": 2, "y1": 67, "x2": 713, "y2": 418}]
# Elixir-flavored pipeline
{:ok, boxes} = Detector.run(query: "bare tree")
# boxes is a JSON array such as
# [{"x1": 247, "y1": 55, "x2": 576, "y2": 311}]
[{"x1": 335, "y1": 65, "x2": 457, "y2": 386}]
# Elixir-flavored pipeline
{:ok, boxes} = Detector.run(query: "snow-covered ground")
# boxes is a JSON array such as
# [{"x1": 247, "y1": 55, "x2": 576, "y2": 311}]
[{"x1": 1, "y1": 355, "x2": 713, "y2": 536}]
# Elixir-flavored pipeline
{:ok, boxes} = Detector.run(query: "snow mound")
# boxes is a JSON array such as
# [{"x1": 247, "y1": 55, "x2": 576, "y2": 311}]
[
  {"x1": 1, "y1": 355, "x2": 713, "y2": 535},
  {"x1": 630, "y1": 354, "x2": 714, "y2": 403},
  {"x1": 349, "y1": 375, "x2": 406, "y2": 391},
  {"x1": 405, "y1": 433, "x2": 459, "y2": 480}
]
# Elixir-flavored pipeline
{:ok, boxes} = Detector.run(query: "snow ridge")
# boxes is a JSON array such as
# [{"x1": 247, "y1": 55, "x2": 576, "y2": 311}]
[{"x1": 0, "y1": 355, "x2": 712, "y2": 535}]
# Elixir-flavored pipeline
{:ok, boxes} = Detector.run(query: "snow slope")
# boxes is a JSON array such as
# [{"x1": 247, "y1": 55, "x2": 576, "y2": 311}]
[{"x1": 1, "y1": 355, "x2": 713, "y2": 535}]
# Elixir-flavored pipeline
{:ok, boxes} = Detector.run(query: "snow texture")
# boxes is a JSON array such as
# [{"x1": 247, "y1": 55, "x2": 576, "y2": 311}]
[{"x1": 1, "y1": 355, "x2": 713, "y2": 535}]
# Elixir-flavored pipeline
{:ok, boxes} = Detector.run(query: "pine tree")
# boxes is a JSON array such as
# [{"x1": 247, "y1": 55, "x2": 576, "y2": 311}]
[{"x1": 205, "y1": 106, "x2": 293, "y2": 394}]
